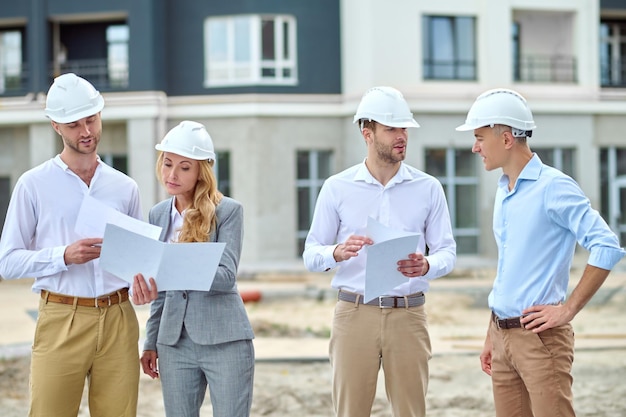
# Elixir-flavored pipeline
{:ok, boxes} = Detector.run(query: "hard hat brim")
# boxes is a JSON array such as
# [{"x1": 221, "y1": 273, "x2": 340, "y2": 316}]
[
  {"x1": 455, "y1": 123, "x2": 477, "y2": 132},
  {"x1": 46, "y1": 96, "x2": 105, "y2": 124},
  {"x1": 353, "y1": 117, "x2": 420, "y2": 129},
  {"x1": 155, "y1": 144, "x2": 215, "y2": 161}
]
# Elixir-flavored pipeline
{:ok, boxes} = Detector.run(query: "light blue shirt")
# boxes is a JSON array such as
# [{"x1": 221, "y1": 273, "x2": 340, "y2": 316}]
[{"x1": 490, "y1": 154, "x2": 625, "y2": 318}]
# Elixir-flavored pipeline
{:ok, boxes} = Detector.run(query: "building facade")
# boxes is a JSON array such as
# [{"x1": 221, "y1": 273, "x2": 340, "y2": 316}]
[{"x1": 0, "y1": 0, "x2": 625, "y2": 268}]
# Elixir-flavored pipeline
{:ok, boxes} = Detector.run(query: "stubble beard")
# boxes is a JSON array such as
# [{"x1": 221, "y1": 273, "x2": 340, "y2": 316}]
[
  {"x1": 63, "y1": 135, "x2": 100, "y2": 155},
  {"x1": 375, "y1": 141, "x2": 406, "y2": 165}
]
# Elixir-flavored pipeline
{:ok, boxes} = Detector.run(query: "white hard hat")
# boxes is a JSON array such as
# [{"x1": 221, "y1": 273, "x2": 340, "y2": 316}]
[
  {"x1": 44, "y1": 73, "x2": 104, "y2": 123},
  {"x1": 456, "y1": 88, "x2": 536, "y2": 133},
  {"x1": 156, "y1": 121, "x2": 216, "y2": 161},
  {"x1": 353, "y1": 86, "x2": 420, "y2": 128}
]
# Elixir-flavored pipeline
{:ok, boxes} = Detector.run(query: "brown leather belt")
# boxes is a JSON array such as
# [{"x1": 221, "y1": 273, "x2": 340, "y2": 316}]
[
  {"x1": 492, "y1": 311, "x2": 524, "y2": 329},
  {"x1": 338, "y1": 290, "x2": 425, "y2": 308},
  {"x1": 41, "y1": 288, "x2": 129, "y2": 308}
]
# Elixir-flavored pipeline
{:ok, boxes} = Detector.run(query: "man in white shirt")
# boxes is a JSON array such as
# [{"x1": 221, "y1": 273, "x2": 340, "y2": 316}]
[
  {"x1": 303, "y1": 86, "x2": 457, "y2": 417},
  {"x1": 0, "y1": 73, "x2": 143, "y2": 417}
]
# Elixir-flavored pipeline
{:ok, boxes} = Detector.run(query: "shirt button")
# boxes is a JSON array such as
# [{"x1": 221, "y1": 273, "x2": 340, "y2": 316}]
[{"x1": 182, "y1": 293, "x2": 187, "y2": 299}]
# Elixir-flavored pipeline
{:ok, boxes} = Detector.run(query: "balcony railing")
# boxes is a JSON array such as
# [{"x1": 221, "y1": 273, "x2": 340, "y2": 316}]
[
  {"x1": 0, "y1": 63, "x2": 29, "y2": 96},
  {"x1": 514, "y1": 55, "x2": 577, "y2": 83},
  {"x1": 601, "y1": 57, "x2": 626, "y2": 87},
  {"x1": 51, "y1": 59, "x2": 129, "y2": 91},
  {"x1": 423, "y1": 59, "x2": 477, "y2": 80}
]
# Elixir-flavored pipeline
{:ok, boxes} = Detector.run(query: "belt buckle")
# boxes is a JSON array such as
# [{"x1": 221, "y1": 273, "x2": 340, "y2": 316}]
[
  {"x1": 378, "y1": 296, "x2": 392, "y2": 308},
  {"x1": 95, "y1": 295, "x2": 112, "y2": 308}
]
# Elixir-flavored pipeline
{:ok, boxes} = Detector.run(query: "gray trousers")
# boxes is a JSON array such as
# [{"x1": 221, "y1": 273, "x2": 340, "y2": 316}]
[{"x1": 157, "y1": 327, "x2": 255, "y2": 417}]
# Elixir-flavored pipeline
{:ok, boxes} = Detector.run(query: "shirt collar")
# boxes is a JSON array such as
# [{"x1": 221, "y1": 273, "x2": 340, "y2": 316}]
[
  {"x1": 53, "y1": 154, "x2": 103, "y2": 171},
  {"x1": 353, "y1": 158, "x2": 412, "y2": 186},
  {"x1": 499, "y1": 153, "x2": 542, "y2": 190}
]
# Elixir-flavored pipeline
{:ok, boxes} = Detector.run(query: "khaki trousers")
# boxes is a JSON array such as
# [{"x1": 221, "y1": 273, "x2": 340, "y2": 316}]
[
  {"x1": 29, "y1": 297, "x2": 140, "y2": 417},
  {"x1": 489, "y1": 320, "x2": 575, "y2": 417},
  {"x1": 329, "y1": 299, "x2": 431, "y2": 417}
]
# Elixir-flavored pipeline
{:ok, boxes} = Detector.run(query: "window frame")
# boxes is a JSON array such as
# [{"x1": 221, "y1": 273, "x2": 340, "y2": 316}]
[
  {"x1": 296, "y1": 150, "x2": 333, "y2": 257},
  {"x1": 422, "y1": 15, "x2": 477, "y2": 81},
  {"x1": 0, "y1": 28, "x2": 23, "y2": 94},
  {"x1": 204, "y1": 14, "x2": 298, "y2": 87},
  {"x1": 425, "y1": 147, "x2": 479, "y2": 254}
]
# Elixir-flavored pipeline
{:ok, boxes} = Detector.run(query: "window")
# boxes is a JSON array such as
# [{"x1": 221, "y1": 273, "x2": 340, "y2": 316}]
[
  {"x1": 533, "y1": 148, "x2": 576, "y2": 179},
  {"x1": 422, "y1": 15, "x2": 476, "y2": 80},
  {"x1": 600, "y1": 20, "x2": 626, "y2": 87},
  {"x1": 600, "y1": 147, "x2": 626, "y2": 244},
  {"x1": 296, "y1": 150, "x2": 333, "y2": 256},
  {"x1": 0, "y1": 177, "x2": 9, "y2": 237},
  {"x1": 512, "y1": 22, "x2": 521, "y2": 81},
  {"x1": 106, "y1": 25, "x2": 129, "y2": 88},
  {"x1": 0, "y1": 30, "x2": 23, "y2": 94},
  {"x1": 425, "y1": 148, "x2": 479, "y2": 254},
  {"x1": 205, "y1": 15, "x2": 297, "y2": 87},
  {"x1": 101, "y1": 154, "x2": 128, "y2": 175},
  {"x1": 215, "y1": 151, "x2": 231, "y2": 197}
]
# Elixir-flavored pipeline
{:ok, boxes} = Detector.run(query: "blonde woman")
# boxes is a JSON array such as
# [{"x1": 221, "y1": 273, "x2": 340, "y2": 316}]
[{"x1": 133, "y1": 121, "x2": 254, "y2": 417}]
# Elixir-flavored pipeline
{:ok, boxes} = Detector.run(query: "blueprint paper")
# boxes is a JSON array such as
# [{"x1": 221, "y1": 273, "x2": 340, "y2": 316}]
[
  {"x1": 364, "y1": 217, "x2": 421, "y2": 303},
  {"x1": 75, "y1": 195, "x2": 162, "y2": 240},
  {"x1": 100, "y1": 223, "x2": 225, "y2": 291}
]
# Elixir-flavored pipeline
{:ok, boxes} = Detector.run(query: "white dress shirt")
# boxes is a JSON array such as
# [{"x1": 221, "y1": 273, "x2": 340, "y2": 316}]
[
  {"x1": 166, "y1": 199, "x2": 184, "y2": 243},
  {"x1": 0, "y1": 155, "x2": 142, "y2": 297},
  {"x1": 303, "y1": 160, "x2": 456, "y2": 295}
]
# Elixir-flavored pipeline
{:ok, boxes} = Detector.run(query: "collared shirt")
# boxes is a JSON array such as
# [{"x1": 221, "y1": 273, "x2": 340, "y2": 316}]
[
  {"x1": 490, "y1": 154, "x2": 625, "y2": 318},
  {"x1": 0, "y1": 155, "x2": 143, "y2": 297},
  {"x1": 303, "y1": 160, "x2": 456, "y2": 295},
  {"x1": 166, "y1": 200, "x2": 185, "y2": 243}
]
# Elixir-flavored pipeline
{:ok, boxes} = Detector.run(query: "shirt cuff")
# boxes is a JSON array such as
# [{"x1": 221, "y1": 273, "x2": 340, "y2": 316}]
[{"x1": 588, "y1": 246, "x2": 626, "y2": 271}]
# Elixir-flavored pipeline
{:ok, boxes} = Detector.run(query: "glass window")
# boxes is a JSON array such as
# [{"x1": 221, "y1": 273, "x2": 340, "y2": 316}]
[
  {"x1": 296, "y1": 150, "x2": 333, "y2": 256},
  {"x1": 600, "y1": 20, "x2": 626, "y2": 87},
  {"x1": 101, "y1": 154, "x2": 128, "y2": 175},
  {"x1": 0, "y1": 30, "x2": 23, "y2": 94},
  {"x1": 422, "y1": 16, "x2": 476, "y2": 80},
  {"x1": 533, "y1": 148, "x2": 576, "y2": 179},
  {"x1": 426, "y1": 148, "x2": 479, "y2": 254},
  {"x1": 106, "y1": 25, "x2": 129, "y2": 88},
  {"x1": 512, "y1": 22, "x2": 521, "y2": 81},
  {"x1": 205, "y1": 15, "x2": 297, "y2": 87},
  {"x1": 0, "y1": 176, "x2": 9, "y2": 237},
  {"x1": 215, "y1": 151, "x2": 231, "y2": 197},
  {"x1": 600, "y1": 147, "x2": 626, "y2": 245}
]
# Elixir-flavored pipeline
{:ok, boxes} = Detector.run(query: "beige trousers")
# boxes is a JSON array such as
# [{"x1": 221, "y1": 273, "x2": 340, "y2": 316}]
[
  {"x1": 490, "y1": 320, "x2": 575, "y2": 417},
  {"x1": 29, "y1": 297, "x2": 140, "y2": 417},
  {"x1": 329, "y1": 299, "x2": 431, "y2": 417}
]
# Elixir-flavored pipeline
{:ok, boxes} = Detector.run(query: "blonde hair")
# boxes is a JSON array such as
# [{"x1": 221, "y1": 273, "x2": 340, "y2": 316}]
[{"x1": 156, "y1": 152, "x2": 223, "y2": 243}]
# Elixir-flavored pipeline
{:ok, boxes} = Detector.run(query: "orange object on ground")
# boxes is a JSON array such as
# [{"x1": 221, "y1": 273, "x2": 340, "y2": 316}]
[{"x1": 240, "y1": 290, "x2": 262, "y2": 303}]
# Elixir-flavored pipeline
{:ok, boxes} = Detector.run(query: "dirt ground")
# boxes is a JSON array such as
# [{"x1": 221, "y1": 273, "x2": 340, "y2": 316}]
[{"x1": 1, "y1": 266, "x2": 625, "y2": 417}]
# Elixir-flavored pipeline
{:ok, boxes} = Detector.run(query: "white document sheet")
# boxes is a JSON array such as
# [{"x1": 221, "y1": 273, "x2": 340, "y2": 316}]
[
  {"x1": 364, "y1": 217, "x2": 421, "y2": 303},
  {"x1": 100, "y1": 223, "x2": 226, "y2": 291},
  {"x1": 75, "y1": 195, "x2": 162, "y2": 240}
]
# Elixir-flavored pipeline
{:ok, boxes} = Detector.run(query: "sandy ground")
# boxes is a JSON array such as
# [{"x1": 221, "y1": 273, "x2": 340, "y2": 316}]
[{"x1": 1, "y1": 264, "x2": 625, "y2": 416}]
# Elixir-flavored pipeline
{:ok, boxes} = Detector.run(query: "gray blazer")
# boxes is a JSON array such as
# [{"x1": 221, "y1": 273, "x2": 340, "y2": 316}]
[{"x1": 143, "y1": 197, "x2": 254, "y2": 350}]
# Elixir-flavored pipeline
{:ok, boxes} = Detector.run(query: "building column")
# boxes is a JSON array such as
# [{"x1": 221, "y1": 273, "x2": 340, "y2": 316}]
[
  {"x1": 28, "y1": 123, "x2": 57, "y2": 167},
  {"x1": 127, "y1": 118, "x2": 159, "y2": 219}
]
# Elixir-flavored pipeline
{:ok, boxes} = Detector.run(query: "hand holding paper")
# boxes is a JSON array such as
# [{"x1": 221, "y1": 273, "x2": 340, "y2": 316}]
[
  {"x1": 75, "y1": 195, "x2": 162, "y2": 240},
  {"x1": 364, "y1": 217, "x2": 421, "y2": 303},
  {"x1": 100, "y1": 224, "x2": 225, "y2": 291},
  {"x1": 131, "y1": 274, "x2": 158, "y2": 305}
]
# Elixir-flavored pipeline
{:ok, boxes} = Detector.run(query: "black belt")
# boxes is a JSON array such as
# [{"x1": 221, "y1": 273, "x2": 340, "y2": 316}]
[
  {"x1": 338, "y1": 290, "x2": 425, "y2": 308},
  {"x1": 492, "y1": 311, "x2": 525, "y2": 329}
]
